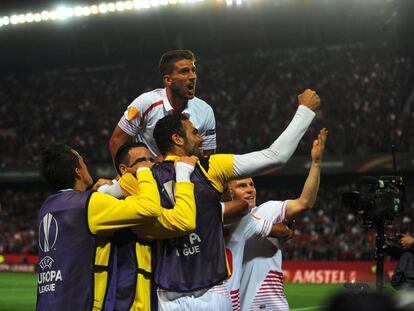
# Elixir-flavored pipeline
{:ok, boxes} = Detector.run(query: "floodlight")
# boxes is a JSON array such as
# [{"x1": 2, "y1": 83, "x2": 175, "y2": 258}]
[
  {"x1": 49, "y1": 11, "x2": 57, "y2": 20},
  {"x1": 116, "y1": 1, "x2": 125, "y2": 11},
  {"x1": 74, "y1": 6, "x2": 83, "y2": 16},
  {"x1": 10, "y1": 15, "x2": 19, "y2": 25},
  {"x1": 142, "y1": 0, "x2": 151, "y2": 8},
  {"x1": 99, "y1": 3, "x2": 108, "y2": 13},
  {"x1": 151, "y1": 0, "x2": 160, "y2": 7},
  {"x1": 26, "y1": 13, "x2": 34, "y2": 23},
  {"x1": 33, "y1": 13, "x2": 42, "y2": 22},
  {"x1": 90, "y1": 5, "x2": 99, "y2": 14},
  {"x1": 124, "y1": 1, "x2": 134, "y2": 10},
  {"x1": 41, "y1": 11, "x2": 50, "y2": 21},
  {"x1": 18, "y1": 15, "x2": 26, "y2": 24},
  {"x1": 82, "y1": 7, "x2": 91, "y2": 16},
  {"x1": 2, "y1": 16, "x2": 10, "y2": 25},
  {"x1": 133, "y1": 0, "x2": 142, "y2": 9},
  {"x1": 107, "y1": 3, "x2": 116, "y2": 12}
]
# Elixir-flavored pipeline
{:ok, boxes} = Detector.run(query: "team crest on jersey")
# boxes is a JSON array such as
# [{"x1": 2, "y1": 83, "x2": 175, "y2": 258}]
[
  {"x1": 39, "y1": 256, "x2": 54, "y2": 270},
  {"x1": 39, "y1": 213, "x2": 59, "y2": 253},
  {"x1": 127, "y1": 107, "x2": 139, "y2": 121}
]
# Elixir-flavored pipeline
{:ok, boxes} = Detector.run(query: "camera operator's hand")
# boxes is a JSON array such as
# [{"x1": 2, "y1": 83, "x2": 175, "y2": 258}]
[{"x1": 400, "y1": 234, "x2": 414, "y2": 250}]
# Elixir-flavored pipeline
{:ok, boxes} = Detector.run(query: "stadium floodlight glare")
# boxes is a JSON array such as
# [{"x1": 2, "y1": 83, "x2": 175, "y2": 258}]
[
  {"x1": 41, "y1": 11, "x2": 50, "y2": 21},
  {"x1": 2, "y1": 16, "x2": 10, "y2": 25},
  {"x1": 90, "y1": 5, "x2": 99, "y2": 14},
  {"x1": 116, "y1": 1, "x2": 126, "y2": 11},
  {"x1": 26, "y1": 13, "x2": 34, "y2": 23},
  {"x1": 74, "y1": 6, "x2": 83, "y2": 16},
  {"x1": 124, "y1": 1, "x2": 134, "y2": 10},
  {"x1": 107, "y1": 2, "x2": 116, "y2": 12},
  {"x1": 49, "y1": 11, "x2": 58, "y2": 20},
  {"x1": 141, "y1": 0, "x2": 151, "y2": 9},
  {"x1": 0, "y1": 0, "x2": 213, "y2": 29},
  {"x1": 18, "y1": 15, "x2": 26, "y2": 24},
  {"x1": 82, "y1": 7, "x2": 91, "y2": 16},
  {"x1": 34, "y1": 13, "x2": 42, "y2": 22},
  {"x1": 150, "y1": 0, "x2": 160, "y2": 7},
  {"x1": 10, "y1": 15, "x2": 19, "y2": 25},
  {"x1": 99, "y1": 3, "x2": 108, "y2": 13}
]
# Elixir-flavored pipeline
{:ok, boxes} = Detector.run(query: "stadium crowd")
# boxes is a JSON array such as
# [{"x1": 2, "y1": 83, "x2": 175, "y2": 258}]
[
  {"x1": 0, "y1": 43, "x2": 412, "y2": 168},
  {"x1": 1, "y1": 43, "x2": 413, "y2": 262}
]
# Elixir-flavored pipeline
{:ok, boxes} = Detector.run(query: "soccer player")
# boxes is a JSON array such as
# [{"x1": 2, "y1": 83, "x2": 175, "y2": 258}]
[
  {"x1": 222, "y1": 177, "x2": 294, "y2": 311},
  {"x1": 37, "y1": 144, "x2": 161, "y2": 311},
  {"x1": 109, "y1": 50, "x2": 216, "y2": 159},
  {"x1": 118, "y1": 89, "x2": 320, "y2": 310},
  {"x1": 240, "y1": 128, "x2": 328, "y2": 311}
]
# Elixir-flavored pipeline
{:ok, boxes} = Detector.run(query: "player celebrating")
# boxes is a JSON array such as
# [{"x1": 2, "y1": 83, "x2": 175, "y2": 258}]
[
  {"x1": 109, "y1": 50, "x2": 216, "y2": 159},
  {"x1": 222, "y1": 177, "x2": 294, "y2": 311},
  {"x1": 240, "y1": 128, "x2": 328, "y2": 311},
  {"x1": 117, "y1": 89, "x2": 320, "y2": 310}
]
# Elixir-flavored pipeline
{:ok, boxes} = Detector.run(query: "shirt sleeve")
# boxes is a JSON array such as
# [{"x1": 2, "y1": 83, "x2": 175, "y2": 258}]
[
  {"x1": 240, "y1": 213, "x2": 273, "y2": 240},
  {"x1": 200, "y1": 154, "x2": 235, "y2": 193},
  {"x1": 117, "y1": 95, "x2": 145, "y2": 137},
  {"x1": 233, "y1": 105, "x2": 315, "y2": 177},
  {"x1": 200, "y1": 105, "x2": 216, "y2": 151},
  {"x1": 87, "y1": 169, "x2": 162, "y2": 234},
  {"x1": 130, "y1": 182, "x2": 196, "y2": 239},
  {"x1": 252, "y1": 201, "x2": 287, "y2": 224},
  {"x1": 97, "y1": 180, "x2": 124, "y2": 199}
]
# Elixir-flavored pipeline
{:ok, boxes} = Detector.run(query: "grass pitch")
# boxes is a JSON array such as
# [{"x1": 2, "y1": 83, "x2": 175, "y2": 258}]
[{"x1": 0, "y1": 272, "x2": 348, "y2": 311}]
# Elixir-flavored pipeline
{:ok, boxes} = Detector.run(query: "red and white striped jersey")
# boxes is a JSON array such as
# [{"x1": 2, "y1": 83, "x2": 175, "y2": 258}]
[
  {"x1": 240, "y1": 201, "x2": 289, "y2": 311},
  {"x1": 224, "y1": 201, "x2": 286, "y2": 311},
  {"x1": 118, "y1": 88, "x2": 216, "y2": 157}
]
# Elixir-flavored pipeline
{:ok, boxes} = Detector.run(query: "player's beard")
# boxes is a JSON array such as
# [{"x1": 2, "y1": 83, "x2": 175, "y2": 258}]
[{"x1": 171, "y1": 80, "x2": 195, "y2": 100}]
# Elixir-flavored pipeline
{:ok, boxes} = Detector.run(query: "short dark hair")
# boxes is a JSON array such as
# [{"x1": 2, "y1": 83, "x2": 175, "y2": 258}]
[
  {"x1": 114, "y1": 142, "x2": 149, "y2": 175},
  {"x1": 41, "y1": 144, "x2": 80, "y2": 191},
  {"x1": 159, "y1": 50, "x2": 195, "y2": 76},
  {"x1": 153, "y1": 114, "x2": 189, "y2": 155}
]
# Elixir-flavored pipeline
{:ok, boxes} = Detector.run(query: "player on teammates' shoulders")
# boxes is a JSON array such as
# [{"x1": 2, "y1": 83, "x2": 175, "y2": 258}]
[{"x1": 109, "y1": 49, "x2": 216, "y2": 160}]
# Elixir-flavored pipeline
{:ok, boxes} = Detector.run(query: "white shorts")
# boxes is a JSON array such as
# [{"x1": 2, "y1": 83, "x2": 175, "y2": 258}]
[{"x1": 157, "y1": 284, "x2": 232, "y2": 311}]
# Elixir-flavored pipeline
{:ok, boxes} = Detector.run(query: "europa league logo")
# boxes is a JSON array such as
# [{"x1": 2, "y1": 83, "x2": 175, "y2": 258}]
[{"x1": 39, "y1": 213, "x2": 59, "y2": 253}]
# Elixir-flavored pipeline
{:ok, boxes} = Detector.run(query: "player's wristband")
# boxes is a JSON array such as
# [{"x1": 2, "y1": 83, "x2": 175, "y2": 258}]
[{"x1": 176, "y1": 162, "x2": 195, "y2": 182}]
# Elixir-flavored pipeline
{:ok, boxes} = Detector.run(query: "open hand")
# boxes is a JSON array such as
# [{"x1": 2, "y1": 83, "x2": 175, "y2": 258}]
[{"x1": 311, "y1": 128, "x2": 328, "y2": 164}]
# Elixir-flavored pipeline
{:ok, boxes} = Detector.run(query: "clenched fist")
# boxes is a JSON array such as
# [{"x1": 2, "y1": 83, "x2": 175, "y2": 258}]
[{"x1": 298, "y1": 89, "x2": 320, "y2": 111}]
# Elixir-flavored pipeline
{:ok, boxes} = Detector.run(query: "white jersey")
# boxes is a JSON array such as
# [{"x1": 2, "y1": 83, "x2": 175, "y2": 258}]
[
  {"x1": 118, "y1": 88, "x2": 216, "y2": 157},
  {"x1": 241, "y1": 201, "x2": 289, "y2": 311},
  {"x1": 225, "y1": 201, "x2": 286, "y2": 311}
]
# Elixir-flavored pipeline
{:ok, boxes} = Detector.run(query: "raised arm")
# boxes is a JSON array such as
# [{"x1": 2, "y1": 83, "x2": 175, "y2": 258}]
[
  {"x1": 285, "y1": 128, "x2": 328, "y2": 221},
  {"x1": 233, "y1": 89, "x2": 320, "y2": 178},
  {"x1": 109, "y1": 125, "x2": 133, "y2": 160}
]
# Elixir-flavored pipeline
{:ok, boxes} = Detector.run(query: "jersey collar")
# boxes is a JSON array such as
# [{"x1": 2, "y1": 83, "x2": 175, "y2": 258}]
[{"x1": 162, "y1": 88, "x2": 191, "y2": 116}]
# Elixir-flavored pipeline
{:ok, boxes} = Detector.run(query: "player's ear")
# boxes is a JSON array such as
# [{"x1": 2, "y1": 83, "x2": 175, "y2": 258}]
[
  {"x1": 74, "y1": 167, "x2": 82, "y2": 181},
  {"x1": 171, "y1": 133, "x2": 185, "y2": 146},
  {"x1": 163, "y1": 74, "x2": 172, "y2": 86},
  {"x1": 119, "y1": 164, "x2": 128, "y2": 175}
]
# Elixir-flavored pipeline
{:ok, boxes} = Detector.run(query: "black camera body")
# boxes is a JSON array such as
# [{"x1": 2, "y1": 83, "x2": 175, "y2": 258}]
[{"x1": 342, "y1": 176, "x2": 405, "y2": 228}]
